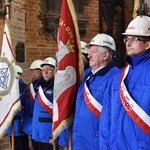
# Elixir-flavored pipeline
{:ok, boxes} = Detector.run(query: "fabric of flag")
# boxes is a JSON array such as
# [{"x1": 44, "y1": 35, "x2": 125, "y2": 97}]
[
  {"x1": 133, "y1": 0, "x2": 140, "y2": 18},
  {"x1": 53, "y1": 0, "x2": 84, "y2": 140},
  {"x1": 0, "y1": 20, "x2": 20, "y2": 139}
]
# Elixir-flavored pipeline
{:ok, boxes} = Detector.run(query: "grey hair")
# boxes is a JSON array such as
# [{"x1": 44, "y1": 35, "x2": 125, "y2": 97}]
[{"x1": 98, "y1": 46, "x2": 115, "y2": 61}]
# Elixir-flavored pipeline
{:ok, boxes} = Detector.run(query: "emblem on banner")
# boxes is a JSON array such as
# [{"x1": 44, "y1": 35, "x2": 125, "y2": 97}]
[{"x1": 0, "y1": 56, "x2": 15, "y2": 99}]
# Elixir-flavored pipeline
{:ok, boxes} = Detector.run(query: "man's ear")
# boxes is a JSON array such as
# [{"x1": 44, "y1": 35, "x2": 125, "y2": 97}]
[
  {"x1": 145, "y1": 41, "x2": 150, "y2": 50},
  {"x1": 37, "y1": 70, "x2": 42, "y2": 77},
  {"x1": 103, "y1": 51, "x2": 109, "y2": 60}
]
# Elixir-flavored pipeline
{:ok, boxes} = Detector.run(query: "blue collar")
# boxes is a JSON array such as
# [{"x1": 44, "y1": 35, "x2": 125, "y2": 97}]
[{"x1": 126, "y1": 51, "x2": 150, "y2": 68}]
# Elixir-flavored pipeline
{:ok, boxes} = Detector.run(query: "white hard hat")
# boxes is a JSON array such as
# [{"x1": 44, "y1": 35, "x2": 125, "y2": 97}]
[
  {"x1": 86, "y1": 33, "x2": 116, "y2": 52},
  {"x1": 122, "y1": 15, "x2": 150, "y2": 36},
  {"x1": 41, "y1": 57, "x2": 56, "y2": 67},
  {"x1": 29, "y1": 60, "x2": 43, "y2": 70},
  {"x1": 80, "y1": 41, "x2": 89, "y2": 54},
  {"x1": 15, "y1": 65, "x2": 23, "y2": 74}
]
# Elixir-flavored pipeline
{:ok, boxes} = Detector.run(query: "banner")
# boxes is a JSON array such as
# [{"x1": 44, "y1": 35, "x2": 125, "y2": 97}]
[
  {"x1": 53, "y1": 0, "x2": 83, "y2": 140},
  {"x1": 0, "y1": 20, "x2": 20, "y2": 138}
]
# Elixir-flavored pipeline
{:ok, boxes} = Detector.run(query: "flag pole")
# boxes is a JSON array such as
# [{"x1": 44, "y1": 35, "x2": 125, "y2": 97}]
[
  {"x1": 68, "y1": 126, "x2": 72, "y2": 150},
  {"x1": 11, "y1": 120, "x2": 15, "y2": 150},
  {"x1": 5, "y1": 0, "x2": 10, "y2": 20},
  {"x1": 4, "y1": 1, "x2": 15, "y2": 150}
]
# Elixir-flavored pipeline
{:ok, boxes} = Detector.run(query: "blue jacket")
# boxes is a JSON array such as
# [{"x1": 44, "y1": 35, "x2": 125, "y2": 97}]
[
  {"x1": 5, "y1": 79, "x2": 27, "y2": 136},
  {"x1": 21, "y1": 76, "x2": 43, "y2": 135},
  {"x1": 32, "y1": 78, "x2": 69, "y2": 146},
  {"x1": 99, "y1": 52, "x2": 150, "y2": 150},
  {"x1": 72, "y1": 61, "x2": 119, "y2": 150},
  {"x1": 32, "y1": 79, "x2": 54, "y2": 143},
  {"x1": 58, "y1": 128, "x2": 69, "y2": 147}
]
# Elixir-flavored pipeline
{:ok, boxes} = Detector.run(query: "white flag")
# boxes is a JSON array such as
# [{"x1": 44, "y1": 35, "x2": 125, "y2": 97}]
[{"x1": 0, "y1": 20, "x2": 20, "y2": 138}]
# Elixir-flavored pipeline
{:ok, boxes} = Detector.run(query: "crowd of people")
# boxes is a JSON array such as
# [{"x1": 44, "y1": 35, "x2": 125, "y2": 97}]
[
  {"x1": 6, "y1": 58, "x2": 68, "y2": 150},
  {"x1": 5, "y1": 15, "x2": 150, "y2": 150}
]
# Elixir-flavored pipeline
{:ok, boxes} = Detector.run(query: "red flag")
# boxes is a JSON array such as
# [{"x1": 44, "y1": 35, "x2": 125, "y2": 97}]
[
  {"x1": 53, "y1": 0, "x2": 84, "y2": 140},
  {"x1": 0, "y1": 20, "x2": 20, "y2": 138}
]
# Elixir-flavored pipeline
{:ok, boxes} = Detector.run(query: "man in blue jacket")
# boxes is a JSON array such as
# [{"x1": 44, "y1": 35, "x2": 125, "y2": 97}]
[
  {"x1": 32, "y1": 57, "x2": 68, "y2": 150},
  {"x1": 99, "y1": 15, "x2": 150, "y2": 150},
  {"x1": 20, "y1": 59, "x2": 44, "y2": 148},
  {"x1": 31, "y1": 57, "x2": 55, "y2": 150},
  {"x1": 72, "y1": 33, "x2": 119, "y2": 150}
]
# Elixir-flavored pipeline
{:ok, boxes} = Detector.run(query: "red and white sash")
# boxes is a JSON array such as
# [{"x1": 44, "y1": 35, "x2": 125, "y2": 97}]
[
  {"x1": 120, "y1": 65, "x2": 150, "y2": 135},
  {"x1": 28, "y1": 83, "x2": 36, "y2": 103},
  {"x1": 38, "y1": 86, "x2": 53, "y2": 115},
  {"x1": 84, "y1": 82, "x2": 102, "y2": 118}
]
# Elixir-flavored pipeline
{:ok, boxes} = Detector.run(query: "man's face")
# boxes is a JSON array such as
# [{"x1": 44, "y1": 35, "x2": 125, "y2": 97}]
[
  {"x1": 88, "y1": 45, "x2": 108, "y2": 71},
  {"x1": 124, "y1": 36, "x2": 150, "y2": 57},
  {"x1": 30, "y1": 69, "x2": 42, "y2": 82},
  {"x1": 41, "y1": 65, "x2": 55, "y2": 81}
]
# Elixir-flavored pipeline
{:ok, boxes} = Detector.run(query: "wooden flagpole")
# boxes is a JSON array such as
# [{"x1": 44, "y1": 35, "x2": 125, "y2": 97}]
[
  {"x1": 11, "y1": 120, "x2": 15, "y2": 150},
  {"x1": 68, "y1": 126, "x2": 72, "y2": 150}
]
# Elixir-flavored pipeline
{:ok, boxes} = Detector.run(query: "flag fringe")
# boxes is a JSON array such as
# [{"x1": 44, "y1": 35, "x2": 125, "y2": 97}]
[
  {"x1": 53, "y1": 0, "x2": 84, "y2": 141},
  {"x1": 53, "y1": 115, "x2": 74, "y2": 140},
  {"x1": 67, "y1": 0, "x2": 84, "y2": 83},
  {"x1": 0, "y1": 99, "x2": 21, "y2": 139},
  {"x1": 0, "y1": 19, "x2": 20, "y2": 139},
  {"x1": 133, "y1": 0, "x2": 140, "y2": 18}
]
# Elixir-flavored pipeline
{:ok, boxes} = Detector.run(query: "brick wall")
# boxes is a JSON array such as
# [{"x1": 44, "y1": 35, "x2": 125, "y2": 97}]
[
  {"x1": 0, "y1": 136, "x2": 10, "y2": 150},
  {"x1": 0, "y1": 0, "x2": 134, "y2": 149}
]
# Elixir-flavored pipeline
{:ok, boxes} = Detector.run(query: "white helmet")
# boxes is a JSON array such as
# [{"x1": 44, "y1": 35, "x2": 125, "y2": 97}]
[
  {"x1": 122, "y1": 15, "x2": 150, "y2": 36},
  {"x1": 15, "y1": 65, "x2": 23, "y2": 74},
  {"x1": 86, "y1": 33, "x2": 116, "y2": 52},
  {"x1": 29, "y1": 60, "x2": 43, "y2": 70},
  {"x1": 41, "y1": 57, "x2": 56, "y2": 67},
  {"x1": 80, "y1": 41, "x2": 89, "y2": 54}
]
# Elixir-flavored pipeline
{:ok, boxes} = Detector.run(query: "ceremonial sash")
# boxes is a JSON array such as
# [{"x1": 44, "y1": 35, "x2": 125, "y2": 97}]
[
  {"x1": 84, "y1": 81, "x2": 102, "y2": 118},
  {"x1": 28, "y1": 83, "x2": 36, "y2": 103},
  {"x1": 38, "y1": 86, "x2": 53, "y2": 115},
  {"x1": 120, "y1": 65, "x2": 150, "y2": 136}
]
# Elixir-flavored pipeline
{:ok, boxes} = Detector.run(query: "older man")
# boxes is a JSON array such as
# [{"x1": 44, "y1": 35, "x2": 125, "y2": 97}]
[{"x1": 72, "y1": 33, "x2": 119, "y2": 150}]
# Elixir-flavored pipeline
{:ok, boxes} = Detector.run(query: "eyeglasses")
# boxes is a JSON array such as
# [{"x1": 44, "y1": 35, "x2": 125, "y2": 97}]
[
  {"x1": 123, "y1": 37, "x2": 148, "y2": 44},
  {"x1": 41, "y1": 69, "x2": 54, "y2": 73}
]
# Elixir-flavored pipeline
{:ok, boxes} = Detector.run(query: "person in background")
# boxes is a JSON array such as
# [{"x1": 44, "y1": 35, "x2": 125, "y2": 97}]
[
  {"x1": 5, "y1": 65, "x2": 29, "y2": 150},
  {"x1": 80, "y1": 41, "x2": 90, "y2": 71},
  {"x1": 99, "y1": 15, "x2": 150, "y2": 150},
  {"x1": 20, "y1": 59, "x2": 44, "y2": 148},
  {"x1": 32, "y1": 57, "x2": 56, "y2": 150},
  {"x1": 72, "y1": 33, "x2": 119, "y2": 150}
]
